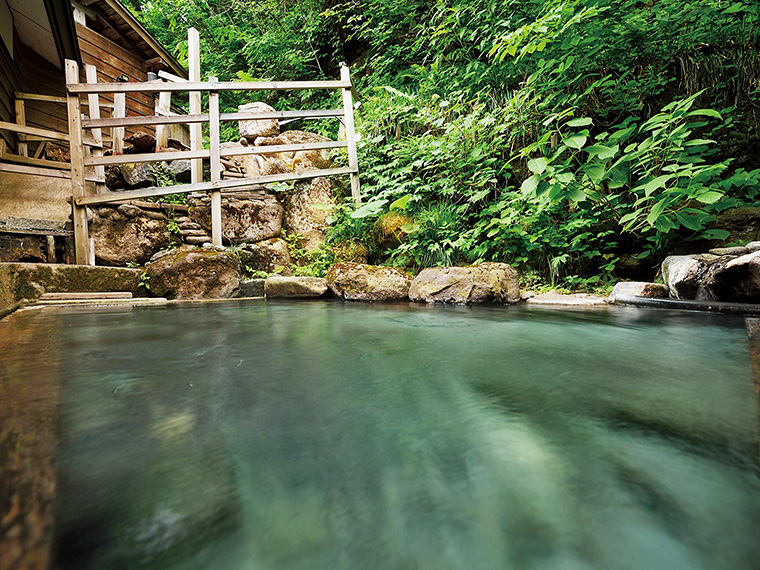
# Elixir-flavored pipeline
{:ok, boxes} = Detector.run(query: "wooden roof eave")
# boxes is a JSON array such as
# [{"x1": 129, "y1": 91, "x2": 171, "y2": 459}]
[
  {"x1": 45, "y1": 0, "x2": 82, "y2": 67},
  {"x1": 100, "y1": 0, "x2": 187, "y2": 80}
]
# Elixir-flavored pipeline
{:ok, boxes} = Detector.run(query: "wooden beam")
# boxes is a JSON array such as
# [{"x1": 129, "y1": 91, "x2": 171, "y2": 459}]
[
  {"x1": 82, "y1": 141, "x2": 346, "y2": 167},
  {"x1": 340, "y1": 63, "x2": 361, "y2": 204},
  {"x1": 85, "y1": 65, "x2": 106, "y2": 191},
  {"x1": 157, "y1": 70, "x2": 187, "y2": 83},
  {"x1": 65, "y1": 60, "x2": 91, "y2": 265},
  {"x1": 0, "y1": 162, "x2": 99, "y2": 182},
  {"x1": 14, "y1": 92, "x2": 68, "y2": 104},
  {"x1": 14, "y1": 99, "x2": 27, "y2": 157},
  {"x1": 74, "y1": 167, "x2": 358, "y2": 206},
  {"x1": 67, "y1": 80, "x2": 352, "y2": 94},
  {"x1": 0, "y1": 151, "x2": 71, "y2": 170},
  {"x1": 81, "y1": 108, "x2": 344, "y2": 129},
  {"x1": 112, "y1": 93, "x2": 125, "y2": 154},
  {"x1": 209, "y1": 77, "x2": 223, "y2": 247},
  {"x1": 85, "y1": 148, "x2": 209, "y2": 167},
  {"x1": 0, "y1": 121, "x2": 70, "y2": 143},
  {"x1": 188, "y1": 28, "x2": 202, "y2": 186},
  {"x1": 155, "y1": 91, "x2": 172, "y2": 149}
]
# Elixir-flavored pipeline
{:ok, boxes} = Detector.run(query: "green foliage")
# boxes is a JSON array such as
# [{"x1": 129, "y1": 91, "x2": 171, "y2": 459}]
[{"x1": 132, "y1": 0, "x2": 760, "y2": 288}]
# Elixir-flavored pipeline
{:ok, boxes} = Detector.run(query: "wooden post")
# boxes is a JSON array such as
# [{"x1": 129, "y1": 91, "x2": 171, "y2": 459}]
[
  {"x1": 85, "y1": 64, "x2": 106, "y2": 194},
  {"x1": 14, "y1": 99, "x2": 27, "y2": 157},
  {"x1": 340, "y1": 63, "x2": 361, "y2": 205},
  {"x1": 188, "y1": 28, "x2": 202, "y2": 185},
  {"x1": 208, "y1": 76, "x2": 222, "y2": 247},
  {"x1": 112, "y1": 93, "x2": 125, "y2": 154},
  {"x1": 65, "y1": 59, "x2": 90, "y2": 265},
  {"x1": 155, "y1": 90, "x2": 171, "y2": 149}
]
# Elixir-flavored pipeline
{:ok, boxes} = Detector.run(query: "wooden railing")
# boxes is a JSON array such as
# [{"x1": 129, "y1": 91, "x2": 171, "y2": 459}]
[{"x1": 63, "y1": 28, "x2": 361, "y2": 265}]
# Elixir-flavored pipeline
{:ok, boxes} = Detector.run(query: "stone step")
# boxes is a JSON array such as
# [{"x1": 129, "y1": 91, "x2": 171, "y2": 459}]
[
  {"x1": 35, "y1": 298, "x2": 168, "y2": 307},
  {"x1": 39, "y1": 291, "x2": 133, "y2": 301}
]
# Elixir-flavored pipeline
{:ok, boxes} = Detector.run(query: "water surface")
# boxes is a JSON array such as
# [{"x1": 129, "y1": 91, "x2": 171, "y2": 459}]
[{"x1": 2, "y1": 301, "x2": 759, "y2": 570}]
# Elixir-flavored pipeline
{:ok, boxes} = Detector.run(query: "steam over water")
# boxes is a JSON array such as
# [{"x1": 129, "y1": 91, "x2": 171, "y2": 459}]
[{"x1": 4, "y1": 301, "x2": 760, "y2": 569}]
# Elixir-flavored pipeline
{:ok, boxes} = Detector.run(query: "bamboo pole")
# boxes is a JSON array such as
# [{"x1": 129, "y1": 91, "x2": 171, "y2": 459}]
[
  {"x1": 208, "y1": 76, "x2": 222, "y2": 247},
  {"x1": 340, "y1": 63, "x2": 361, "y2": 205},
  {"x1": 65, "y1": 60, "x2": 90, "y2": 265}
]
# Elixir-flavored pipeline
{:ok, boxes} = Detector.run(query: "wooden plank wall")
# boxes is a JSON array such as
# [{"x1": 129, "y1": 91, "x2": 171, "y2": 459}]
[
  {"x1": 17, "y1": 43, "x2": 68, "y2": 138},
  {"x1": 0, "y1": 29, "x2": 22, "y2": 150},
  {"x1": 77, "y1": 24, "x2": 155, "y2": 136}
]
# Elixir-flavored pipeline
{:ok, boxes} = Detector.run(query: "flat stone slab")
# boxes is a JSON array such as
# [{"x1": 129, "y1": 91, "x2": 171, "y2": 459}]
[
  {"x1": 39, "y1": 291, "x2": 133, "y2": 300},
  {"x1": 525, "y1": 292, "x2": 608, "y2": 306},
  {"x1": 608, "y1": 282, "x2": 669, "y2": 304},
  {"x1": 264, "y1": 275, "x2": 327, "y2": 298}
]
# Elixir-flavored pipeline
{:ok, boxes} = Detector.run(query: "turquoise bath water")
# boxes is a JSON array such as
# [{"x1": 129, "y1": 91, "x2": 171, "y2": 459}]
[{"x1": 3, "y1": 301, "x2": 759, "y2": 569}]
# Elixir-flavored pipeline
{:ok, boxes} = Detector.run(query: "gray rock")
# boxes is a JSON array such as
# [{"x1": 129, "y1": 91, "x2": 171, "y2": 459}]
[
  {"x1": 525, "y1": 292, "x2": 608, "y2": 306},
  {"x1": 180, "y1": 229, "x2": 208, "y2": 237},
  {"x1": 189, "y1": 194, "x2": 283, "y2": 244},
  {"x1": 236, "y1": 278, "x2": 265, "y2": 298},
  {"x1": 254, "y1": 130, "x2": 333, "y2": 172},
  {"x1": 117, "y1": 204, "x2": 142, "y2": 218},
  {"x1": 96, "y1": 207, "x2": 114, "y2": 218},
  {"x1": 408, "y1": 263, "x2": 520, "y2": 304},
  {"x1": 107, "y1": 163, "x2": 157, "y2": 190},
  {"x1": 703, "y1": 251, "x2": 760, "y2": 303},
  {"x1": 165, "y1": 159, "x2": 192, "y2": 183},
  {"x1": 608, "y1": 281, "x2": 669, "y2": 303},
  {"x1": 143, "y1": 210, "x2": 167, "y2": 220},
  {"x1": 661, "y1": 254, "x2": 721, "y2": 300},
  {"x1": 264, "y1": 275, "x2": 327, "y2": 298},
  {"x1": 326, "y1": 262, "x2": 412, "y2": 301},
  {"x1": 90, "y1": 213, "x2": 172, "y2": 266},
  {"x1": 124, "y1": 131, "x2": 156, "y2": 153},
  {"x1": 184, "y1": 236, "x2": 209, "y2": 245},
  {"x1": 179, "y1": 221, "x2": 202, "y2": 230},
  {"x1": 145, "y1": 245, "x2": 241, "y2": 299},
  {"x1": 708, "y1": 247, "x2": 748, "y2": 256},
  {"x1": 239, "y1": 102, "x2": 279, "y2": 140},
  {"x1": 283, "y1": 177, "x2": 334, "y2": 251},
  {"x1": 746, "y1": 241, "x2": 760, "y2": 252},
  {"x1": 238, "y1": 238, "x2": 291, "y2": 275}
]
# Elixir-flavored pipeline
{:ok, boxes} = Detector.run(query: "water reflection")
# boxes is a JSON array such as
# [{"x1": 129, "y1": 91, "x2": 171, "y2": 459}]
[{"x1": 4, "y1": 301, "x2": 760, "y2": 569}]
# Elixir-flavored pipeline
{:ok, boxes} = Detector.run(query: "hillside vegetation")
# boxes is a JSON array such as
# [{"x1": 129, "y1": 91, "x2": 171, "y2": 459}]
[{"x1": 133, "y1": 0, "x2": 760, "y2": 289}]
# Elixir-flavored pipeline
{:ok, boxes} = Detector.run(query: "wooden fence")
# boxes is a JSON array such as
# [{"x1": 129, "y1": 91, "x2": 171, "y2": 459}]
[{"x1": 62, "y1": 28, "x2": 360, "y2": 265}]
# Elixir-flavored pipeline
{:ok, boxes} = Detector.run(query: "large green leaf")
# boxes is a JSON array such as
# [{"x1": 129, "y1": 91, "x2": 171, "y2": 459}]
[
  {"x1": 564, "y1": 134, "x2": 588, "y2": 150},
  {"x1": 696, "y1": 191, "x2": 724, "y2": 204},
  {"x1": 527, "y1": 157, "x2": 548, "y2": 174},
  {"x1": 521, "y1": 174, "x2": 541, "y2": 196},
  {"x1": 566, "y1": 117, "x2": 593, "y2": 127},
  {"x1": 644, "y1": 175, "x2": 672, "y2": 196},
  {"x1": 350, "y1": 199, "x2": 388, "y2": 219}
]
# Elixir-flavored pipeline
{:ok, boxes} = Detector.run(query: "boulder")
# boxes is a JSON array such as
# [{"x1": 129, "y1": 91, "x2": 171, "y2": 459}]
[
  {"x1": 239, "y1": 102, "x2": 279, "y2": 140},
  {"x1": 145, "y1": 245, "x2": 240, "y2": 299},
  {"x1": 283, "y1": 177, "x2": 334, "y2": 251},
  {"x1": 264, "y1": 275, "x2": 327, "y2": 298},
  {"x1": 0, "y1": 235, "x2": 47, "y2": 263},
  {"x1": 107, "y1": 163, "x2": 157, "y2": 190},
  {"x1": 255, "y1": 130, "x2": 333, "y2": 171},
  {"x1": 746, "y1": 241, "x2": 760, "y2": 253},
  {"x1": 702, "y1": 251, "x2": 760, "y2": 303},
  {"x1": 326, "y1": 262, "x2": 412, "y2": 301},
  {"x1": 124, "y1": 131, "x2": 156, "y2": 153},
  {"x1": 238, "y1": 238, "x2": 292, "y2": 275},
  {"x1": 408, "y1": 263, "x2": 520, "y2": 304},
  {"x1": 90, "y1": 207, "x2": 173, "y2": 266},
  {"x1": 219, "y1": 142, "x2": 289, "y2": 178},
  {"x1": 525, "y1": 292, "x2": 607, "y2": 306},
  {"x1": 661, "y1": 254, "x2": 721, "y2": 300},
  {"x1": 709, "y1": 207, "x2": 760, "y2": 245},
  {"x1": 165, "y1": 160, "x2": 191, "y2": 183},
  {"x1": 236, "y1": 278, "x2": 265, "y2": 298},
  {"x1": 189, "y1": 194, "x2": 283, "y2": 244},
  {"x1": 708, "y1": 246, "x2": 749, "y2": 256},
  {"x1": 608, "y1": 281, "x2": 669, "y2": 303}
]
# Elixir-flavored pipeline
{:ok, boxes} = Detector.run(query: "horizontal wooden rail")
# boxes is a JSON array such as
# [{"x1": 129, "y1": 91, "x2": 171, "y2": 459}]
[
  {"x1": 82, "y1": 108, "x2": 344, "y2": 129},
  {"x1": 0, "y1": 121, "x2": 70, "y2": 142},
  {"x1": 74, "y1": 166, "x2": 358, "y2": 206},
  {"x1": 86, "y1": 149, "x2": 208, "y2": 166},
  {"x1": 68, "y1": 80, "x2": 351, "y2": 95},
  {"x1": 14, "y1": 92, "x2": 114, "y2": 109},
  {"x1": 0, "y1": 162, "x2": 100, "y2": 182},
  {"x1": 84, "y1": 140, "x2": 347, "y2": 167}
]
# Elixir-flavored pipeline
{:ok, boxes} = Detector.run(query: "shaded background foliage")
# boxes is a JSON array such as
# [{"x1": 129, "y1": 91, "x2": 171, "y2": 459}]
[{"x1": 132, "y1": 0, "x2": 760, "y2": 288}]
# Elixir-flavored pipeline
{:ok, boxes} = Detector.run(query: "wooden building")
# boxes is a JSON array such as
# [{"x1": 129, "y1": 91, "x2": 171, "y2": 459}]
[{"x1": 0, "y1": 0, "x2": 187, "y2": 261}]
